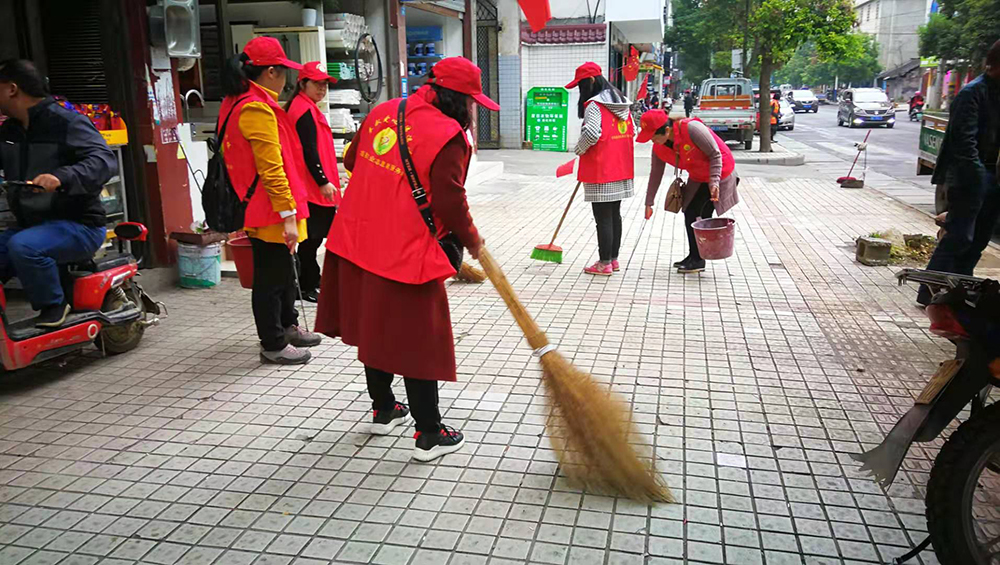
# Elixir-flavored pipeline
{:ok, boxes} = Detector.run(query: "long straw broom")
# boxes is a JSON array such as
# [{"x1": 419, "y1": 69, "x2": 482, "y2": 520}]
[{"x1": 478, "y1": 248, "x2": 673, "y2": 502}]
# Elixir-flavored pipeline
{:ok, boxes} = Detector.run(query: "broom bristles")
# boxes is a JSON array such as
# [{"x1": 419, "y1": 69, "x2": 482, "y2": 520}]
[
  {"x1": 454, "y1": 262, "x2": 487, "y2": 283},
  {"x1": 539, "y1": 350, "x2": 674, "y2": 503}
]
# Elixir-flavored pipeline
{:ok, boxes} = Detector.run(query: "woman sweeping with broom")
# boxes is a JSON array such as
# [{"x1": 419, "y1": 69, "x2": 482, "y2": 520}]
[
  {"x1": 638, "y1": 109, "x2": 739, "y2": 273},
  {"x1": 567, "y1": 62, "x2": 635, "y2": 276},
  {"x1": 314, "y1": 57, "x2": 492, "y2": 462}
]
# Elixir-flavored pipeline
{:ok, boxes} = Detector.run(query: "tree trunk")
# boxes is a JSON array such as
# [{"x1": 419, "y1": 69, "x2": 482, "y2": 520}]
[{"x1": 758, "y1": 55, "x2": 774, "y2": 153}]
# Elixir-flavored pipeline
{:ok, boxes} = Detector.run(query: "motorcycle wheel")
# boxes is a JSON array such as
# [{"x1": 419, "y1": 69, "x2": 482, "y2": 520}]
[
  {"x1": 926, "y1": 401, "x2": 1000, "y2": 565},
  {"x1": 98, "y1": 282, "x2": 146, "y2": 355}
]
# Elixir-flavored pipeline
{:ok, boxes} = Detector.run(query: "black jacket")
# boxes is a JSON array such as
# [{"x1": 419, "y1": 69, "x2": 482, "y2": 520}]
[
  {"x1": 0, "y1": 98, "x2": 117, "y2": 227},
  {"x1": 931, "y1": 74, "x2": 1000, "y2": 188}
]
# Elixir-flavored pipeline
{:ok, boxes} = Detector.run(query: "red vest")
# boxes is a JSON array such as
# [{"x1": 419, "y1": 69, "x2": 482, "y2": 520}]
[
  {"x1": 652, "y1": 118, "x2": 735, "y2": 184},
  {"x1": 219, "y1": 83, "x2": 310, "y2": 228},
  {"x1": 287, "y1": 92, "x2": 341, "y2": 207},
  {"x1": 327, "y1": 88, "x2": 468, "y2": 284},
  {"x1": 577, "y1": 101, "x2": 635, "y2": 184}
]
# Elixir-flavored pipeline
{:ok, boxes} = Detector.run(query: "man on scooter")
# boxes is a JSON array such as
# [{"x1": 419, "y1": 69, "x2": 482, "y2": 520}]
[
  {"x1": 908, "y1": 91, "x2": 925, "y2": 118},
  {"x1": 0, "y1": 60, "x2": 117, "y2": 328}
]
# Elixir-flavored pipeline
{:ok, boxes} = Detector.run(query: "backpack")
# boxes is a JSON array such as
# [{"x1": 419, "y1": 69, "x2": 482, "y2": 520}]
[{"x1": 202, "y1": 96, "x2": 258, "y2": 233}]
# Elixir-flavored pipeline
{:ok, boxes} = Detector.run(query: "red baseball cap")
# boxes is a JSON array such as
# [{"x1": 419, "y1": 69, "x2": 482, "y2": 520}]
[
  {"x1": 565, "y1": 62, "x2": 602, "y2": 89},
  {"x1": 427, "y1": 57, "x2": 500, "y2": 111},
  {"x1": 243, "y1": 37, "x2": 303, "y2": 70},
  {"x1": 636, "y1": 109, "x2": 669, "y2": 143},
  {"x1": 299, "y1": 61, "x2": 337, "y2": 83}
]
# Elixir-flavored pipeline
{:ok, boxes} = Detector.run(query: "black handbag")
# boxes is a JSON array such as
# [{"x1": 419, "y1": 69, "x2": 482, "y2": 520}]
[
  {"x1": 396, "y1": 99, "x2": 464, "y2": 271},
  {"x1": 5, "y1": 181, "x2": 56, "y2": 227}
]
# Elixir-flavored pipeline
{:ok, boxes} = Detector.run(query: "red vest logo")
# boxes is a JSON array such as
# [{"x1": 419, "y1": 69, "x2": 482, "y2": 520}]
[
  {"x1": 373, "y1": 127, "x2": 398, "y2": 156},
  {"x1": 617, "y1": 119, "x2": 628, "y2": 135}
]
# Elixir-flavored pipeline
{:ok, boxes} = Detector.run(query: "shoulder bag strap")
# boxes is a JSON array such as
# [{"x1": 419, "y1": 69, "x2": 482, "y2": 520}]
[
  {"x1": 397, "y1": 99, "x2": 438, "y2": 237},
  {"x1": 218, "y1": 95, "x2": 260, "y2": 203}
]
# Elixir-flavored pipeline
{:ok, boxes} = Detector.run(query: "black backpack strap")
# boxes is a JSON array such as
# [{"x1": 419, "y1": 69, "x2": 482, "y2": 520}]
[
  {"x1": 397, "y1": 99, "x2": 437, "y2": 237},
  {"x1": 218, "y1": 95, "x2": 260, "y2": 202}
]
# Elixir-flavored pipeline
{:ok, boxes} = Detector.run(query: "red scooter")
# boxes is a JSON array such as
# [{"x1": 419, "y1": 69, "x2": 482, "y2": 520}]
[{"x1": 0, "y1": 181, "x2": 162, "y2": 370}]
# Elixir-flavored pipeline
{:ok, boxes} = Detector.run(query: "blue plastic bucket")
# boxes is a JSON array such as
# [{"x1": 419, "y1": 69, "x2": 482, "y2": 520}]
[{"x1": 177, "y1": 242, "x2": 222, "y2": 288}]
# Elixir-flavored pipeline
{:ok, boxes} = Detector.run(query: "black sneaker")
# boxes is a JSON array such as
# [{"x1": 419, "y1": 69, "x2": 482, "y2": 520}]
[
  {"x1": 36, "y1": 303, "x2": 71, "y2": 328},
  {"x1": 412, "y1": 425, "x2": 465, "y2": 462},
  {"x1": 677, "y1": 258, "x2": 706, "y2": 273},
  {"x1": 371, "y1": 403, "x2": 410, "y2": 435},
  {"x1": 303, "y1": 289, "x2": 319, "y2": 303},
  {"x1": 673, "y1": 255, "x2": 692, "y2": 268}
]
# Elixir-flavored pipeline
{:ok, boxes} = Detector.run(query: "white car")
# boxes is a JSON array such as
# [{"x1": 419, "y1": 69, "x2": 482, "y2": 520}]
[{"x1": 778, "y1": 99, "x2": 795, "y2": 131}]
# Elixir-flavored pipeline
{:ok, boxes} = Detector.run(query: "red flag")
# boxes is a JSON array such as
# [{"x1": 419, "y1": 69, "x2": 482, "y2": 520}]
[
  {"x1": 518, "y1": 0, "x2": 552, "y2": 32},
  {"x1": 623, "y1": 57, "x2": 640, "y2": 82},
  {"x1": 637, "y1": 75, "x2": 649, "y2": 101},
  {"x1": 556, "y1": 158, "x2": 576, "y2": 177}
]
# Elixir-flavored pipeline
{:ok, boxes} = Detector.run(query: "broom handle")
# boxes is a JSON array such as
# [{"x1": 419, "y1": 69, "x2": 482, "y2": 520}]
[
  {"x1": 548, "y1": 182, "x2": 582, "y2": 247},
  {"x1": 845, "y1": 130, "x2": 872, "y2": 179},
  {"x1": 478, "y1": 248, "x2": 550, "y2": 350}
]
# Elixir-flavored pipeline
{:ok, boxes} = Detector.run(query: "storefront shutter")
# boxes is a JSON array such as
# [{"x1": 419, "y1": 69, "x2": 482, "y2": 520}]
[{"x1": 41, "y1": 0, "x2": 110, "y2": 104}]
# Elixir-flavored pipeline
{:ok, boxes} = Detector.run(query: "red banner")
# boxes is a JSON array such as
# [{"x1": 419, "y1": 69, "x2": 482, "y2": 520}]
[
  {"x1": 556, "y1": 158, "x2": 576, "y2": 178},
  {"x1": 518, "y1": 0, "x2": 552, "y2": 33}
]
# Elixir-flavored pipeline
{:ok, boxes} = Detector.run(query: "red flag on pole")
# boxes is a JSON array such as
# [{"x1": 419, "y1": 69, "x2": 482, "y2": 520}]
[
  {"x1": 518, "y1": 0, "x2": 552, "y2": 32},
  {"x1": 556, "y1": 158, "x2": 576, "y2": 178},
  {"x1": 637, "y1": 75, "x2": 649, "y2": 102}
]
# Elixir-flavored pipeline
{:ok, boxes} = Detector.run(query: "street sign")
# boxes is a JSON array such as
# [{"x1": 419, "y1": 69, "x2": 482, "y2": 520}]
[
  {"x1": 525, "y1": 87, "x2": 569, "y2": 152},
  {"x1": 920, "y1": 57, "x2": 939, "y2": 68}
]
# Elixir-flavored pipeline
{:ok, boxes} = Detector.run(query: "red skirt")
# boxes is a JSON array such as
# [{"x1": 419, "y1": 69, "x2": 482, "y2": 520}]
[{"x1": 315, "y1": 252, "x2": 456, "y2": 382}]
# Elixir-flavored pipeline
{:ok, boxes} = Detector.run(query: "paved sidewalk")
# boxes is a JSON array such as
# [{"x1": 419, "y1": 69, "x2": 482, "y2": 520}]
[{"x1": 1, "y1": 165, "x2": 998, "y2": 565}]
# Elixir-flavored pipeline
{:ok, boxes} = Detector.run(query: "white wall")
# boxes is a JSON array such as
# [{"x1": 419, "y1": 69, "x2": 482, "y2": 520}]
[
  {"x1": 535, "y1": 0, "x2": 602, "y2": 19},
  {"x1": 522, "y1": 43, "x2": 608, "y2": 149}
]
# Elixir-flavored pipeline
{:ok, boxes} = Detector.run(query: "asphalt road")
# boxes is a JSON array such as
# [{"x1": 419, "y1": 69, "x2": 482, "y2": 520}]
[{"x1": 781, "y1": 105, "x2": 926, "y2": 187}]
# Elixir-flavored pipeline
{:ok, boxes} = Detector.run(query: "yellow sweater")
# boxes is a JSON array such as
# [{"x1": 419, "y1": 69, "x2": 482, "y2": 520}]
[{"x1": 237, "y1": 85, "x2": 307, "y2": 244}]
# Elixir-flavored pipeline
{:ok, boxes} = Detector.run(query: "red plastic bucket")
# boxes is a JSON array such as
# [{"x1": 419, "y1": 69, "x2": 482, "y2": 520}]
[
  {"x1": 227, "y1": 235, "x2": 254, "y2": 289},
  {"x1": 692, "y1": 217, "x2": 736, "y2": 260}
]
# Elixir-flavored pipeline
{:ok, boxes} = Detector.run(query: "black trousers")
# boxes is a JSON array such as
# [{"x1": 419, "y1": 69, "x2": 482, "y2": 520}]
[
  {"x1": 685, "y1": 183, "x2": 716, "y2": 262},
  {"x1": 298, "y1": 203, "x2": 337, "y2": 292},
  {"x1": 365, "y1": 365, "x2": 441, "y2": 434},
  {"x1": 250, "y1": 237, "x2": 299, "y2": 351},
  {"x1": 591, "y1": 200, "x2": 623, "y2": 262},
  {"x1": 770, "y1": 124, "x2": 777, "y2": 142},
  {"x1": 924, "y1": 171, "x2": 1000, "y2": 287}
]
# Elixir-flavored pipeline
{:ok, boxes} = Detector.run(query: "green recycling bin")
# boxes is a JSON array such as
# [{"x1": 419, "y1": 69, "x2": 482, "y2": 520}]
[{"x1": 525, "y1": 87, "x2": 569, "y2": 152}]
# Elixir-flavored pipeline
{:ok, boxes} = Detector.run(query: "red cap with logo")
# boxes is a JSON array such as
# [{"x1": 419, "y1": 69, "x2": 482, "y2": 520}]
[
  {"x1": 427, "y1": 57, "x2": 500, "y2": 111},
  {"x1": 636, "y1": 109, "x2": 669, "y2": 143},
  {"x1": 565, "y1": 62, "x2": 602, "y2": 89},
  {"x1": 243, "y1": 37, "x2": 303, "y2": 70},
  {"x1": 299, "y1": 61, "x2": 337, "y2": 83}
]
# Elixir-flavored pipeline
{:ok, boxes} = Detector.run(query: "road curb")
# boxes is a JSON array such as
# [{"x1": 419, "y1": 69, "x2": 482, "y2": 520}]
[{"x1": 732, "y1": 149, "x2": 805, "y2": 166}]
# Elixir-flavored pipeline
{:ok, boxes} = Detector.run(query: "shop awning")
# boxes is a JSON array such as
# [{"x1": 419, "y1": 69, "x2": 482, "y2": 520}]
[
  {"x1": 606, "y1": 0, "x2": 666, "y2": 44},
  {"x1": 877, "y1": 58, "x2": 921, "y2": 81}
]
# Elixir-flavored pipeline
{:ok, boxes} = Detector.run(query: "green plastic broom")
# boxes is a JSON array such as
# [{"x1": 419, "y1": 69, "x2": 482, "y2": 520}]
[{"x1": 531, "y1": 181, "x2": 581, "y2": 264}]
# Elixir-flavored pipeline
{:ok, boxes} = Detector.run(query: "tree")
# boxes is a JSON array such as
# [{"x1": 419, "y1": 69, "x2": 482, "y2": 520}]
[
  {"x1": 775, "y1": 34, "x2": 881, "y2": 88},
  {"x1": 665, "y1": 0, "x2": 857, "y2": 151},
  {"x1": 750, "y1": 0, "x2": 856, "y2": 151},
  {"x1": 664, "y1": 0, "x2": 743, "y2": 84},
  {"x1": 920, "y1": 0, "x2": 1000, "y2": 71}
]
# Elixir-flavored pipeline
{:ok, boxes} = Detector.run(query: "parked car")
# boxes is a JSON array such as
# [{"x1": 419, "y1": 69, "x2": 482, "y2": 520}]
[
  {"x1": 816, "y1": 92, "x2": 829, "y2": 105},
  {"x1": 788, "y1": 89, "x2": 819, "y2": 113},
  {"x1": 693, "y1": 77, "x2": 756, "y2": 150},
  {"x1": 777, "y1": 99, "x2": 795, "y2": 130},
  {"x1": 837, "y1": 88, "x2": 896, "y2": 128}
]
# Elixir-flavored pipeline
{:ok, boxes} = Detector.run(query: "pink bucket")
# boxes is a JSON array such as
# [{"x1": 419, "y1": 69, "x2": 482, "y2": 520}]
[
  {"x1": 226, "y1": 235, "x2": 254, "y2": 289},
  {"x1": 692, "y1": 217, "x2": 736, "y2": 260}
]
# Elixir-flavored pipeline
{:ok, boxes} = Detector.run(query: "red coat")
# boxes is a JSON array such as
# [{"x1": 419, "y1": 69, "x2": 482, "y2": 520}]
[
  {"x1": 286, "y1": 92, "x2": 341, "y2": 207},
  {"x1": 653, "y1": 118, "x2": 735, "y2": 184},
  {"x1": 219, "y1": 83, "x2": 309, "y2": 227},
  {"x1": 578, "y1": 101, "x2": 635, "y2": 184},
  {"x1": 326, "y1": 89, "x2": 466, "y2": 285}
]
